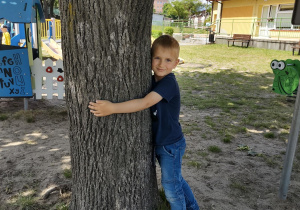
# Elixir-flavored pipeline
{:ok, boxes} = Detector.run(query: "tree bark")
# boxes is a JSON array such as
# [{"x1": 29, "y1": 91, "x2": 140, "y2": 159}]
[
  {"x1": 59, "y1": 0, "x2": 158, "y2": 209},
  {"x1": 41, "y1": 0, "x2": 55, "y2": 18}
]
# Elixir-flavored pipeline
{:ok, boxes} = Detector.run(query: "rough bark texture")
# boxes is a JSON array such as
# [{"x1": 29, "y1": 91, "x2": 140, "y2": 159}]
[
  {"x1": 59, "y1": 0, "x2": 158, "y2": 209},
  {"x1": 41, "y1": 0, "x2": 55, "y2": 18}
]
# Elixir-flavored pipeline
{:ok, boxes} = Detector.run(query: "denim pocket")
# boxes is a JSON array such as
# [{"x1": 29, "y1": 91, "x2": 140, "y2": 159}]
[{"x1": 163, "y1": 144, "x2": 175, "y2": 157}]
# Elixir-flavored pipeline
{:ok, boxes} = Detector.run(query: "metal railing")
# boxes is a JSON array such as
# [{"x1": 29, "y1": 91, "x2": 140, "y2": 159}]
[
  {"x1": 40, "y1": 19, "x2": 61, "y2": 39},
  {"x1": 41, "y1": 18, "x2": 300, "y2": 41},
  {"x1": 152, "y1": 18, "x2": 300, "y2": 40},
  {"x1": 152, "y1": 20, "x2": 208, "y2": 34},
  {"x1": 214, "y1": 17, "x2": 300, "y2": 40}
]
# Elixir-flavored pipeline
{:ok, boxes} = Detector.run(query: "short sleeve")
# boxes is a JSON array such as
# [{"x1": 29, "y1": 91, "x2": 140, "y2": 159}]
[{"x1": 152, "y1": 75, "x2": 177, "y2": 102}]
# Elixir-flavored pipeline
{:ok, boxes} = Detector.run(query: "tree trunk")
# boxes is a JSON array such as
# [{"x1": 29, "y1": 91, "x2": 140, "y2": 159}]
[
  {"x1": 49, "y1": 0, "x2": 55, "y2": 18},
  {"x1": 42, "y1": 1, "x2": 49, "y2": 19},
  {"x1": 59, "y1": 0, "x2": 158, "y2": 209},
  {"x1": 41, "y1": 0, "x2": 55, "y2": 18}
]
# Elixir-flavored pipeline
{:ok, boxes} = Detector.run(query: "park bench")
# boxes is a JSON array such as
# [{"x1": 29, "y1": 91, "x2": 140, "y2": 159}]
[
  {"x1": 291, "y1": 40, "x2": 300, "y2": 56},
  {"x1": 227, "y1": 34, "x2": 251, "y2": 48}
]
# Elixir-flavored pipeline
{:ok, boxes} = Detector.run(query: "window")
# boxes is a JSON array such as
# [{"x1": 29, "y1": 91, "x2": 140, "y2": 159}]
[
  {"x1": 278, "y1": 4, "x2": 294, "y2": 12},
  {"x1": 276, "y1": 4, "x2": 294, "y2": 29}
]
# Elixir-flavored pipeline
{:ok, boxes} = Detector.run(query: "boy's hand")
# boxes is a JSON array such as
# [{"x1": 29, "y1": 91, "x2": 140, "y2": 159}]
[{"x1": 89, "y1": 100, "x2": 114, "y2": 117}]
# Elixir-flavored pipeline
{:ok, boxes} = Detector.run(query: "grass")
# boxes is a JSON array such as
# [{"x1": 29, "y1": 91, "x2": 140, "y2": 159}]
[
  {"x1": 176, "y1": 44, "x2": 294, "y2": 140},
  {"x1": 0, "y1": 113, "x2": 9, "y2": 121},
  {"x1": 55, "y1": 203, "x2": 69, "y2": 210},
  {"x1": 157, "y1": 188, "x2": 170, "y2": 210},
  {"x1": 63, "y1": 169, "x2": 72, "y2": 179},
  {"x1": 13, "y1": 110, "x2": 36, "y2": 123},
  {"x1": 208, "y1": 145, "x2": 222, "y2": 153},
  {"x1": 229, "y1": 181, "x2": 248, "y2": 193},
  {"x1": 187, "y1": 160, "x2": 201, "y2": 169},
  {"x1": 264, "y1": 132, "x2": 276, "y2": 139}
]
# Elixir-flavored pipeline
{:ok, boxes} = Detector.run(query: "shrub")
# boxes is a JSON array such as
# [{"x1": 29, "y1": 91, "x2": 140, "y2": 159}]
[
  {"x1": 151, "y1": 30, "x2": 162, "y2": 39},
  {"x1": 164, "y1": 27, "x2": 174, "y2": 36}
]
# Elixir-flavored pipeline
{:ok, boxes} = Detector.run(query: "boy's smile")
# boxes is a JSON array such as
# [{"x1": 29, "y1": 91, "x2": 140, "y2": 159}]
[{"x1": 152, "y1": 46, "x2": 179, "y2": 81}]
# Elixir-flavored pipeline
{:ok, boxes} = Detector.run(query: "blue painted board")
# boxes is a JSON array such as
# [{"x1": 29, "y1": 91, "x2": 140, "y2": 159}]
[
  {"x1": 0, "y1": 0, "x2": 45, "y2": 23},
  {"x1": 0, "y1": 48, "x2": 33, "y2": 97}
]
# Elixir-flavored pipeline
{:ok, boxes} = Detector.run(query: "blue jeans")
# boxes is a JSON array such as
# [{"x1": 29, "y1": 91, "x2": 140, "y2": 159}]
[{"x1": 155, "y1": 137, "x2": 200, "y2": 210}]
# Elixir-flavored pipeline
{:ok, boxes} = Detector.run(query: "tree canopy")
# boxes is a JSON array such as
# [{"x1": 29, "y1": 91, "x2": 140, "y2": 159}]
[{"x1": 163, "y1": 0, "x2": 206, "y2": 19}]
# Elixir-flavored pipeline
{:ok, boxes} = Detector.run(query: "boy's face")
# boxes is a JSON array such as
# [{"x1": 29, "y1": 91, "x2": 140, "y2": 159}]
[
  {"x1": 1, "y1": 28, "x2": 7, "y2": 32},
  {"x1": 152, "y1": 46, "x2": 179, "y2": 81}
]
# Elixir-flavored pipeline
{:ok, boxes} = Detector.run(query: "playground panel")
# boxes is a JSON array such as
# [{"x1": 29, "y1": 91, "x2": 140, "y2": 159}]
[{"x1": 0, "y1": 48, "x2": 32, "y2": 97}]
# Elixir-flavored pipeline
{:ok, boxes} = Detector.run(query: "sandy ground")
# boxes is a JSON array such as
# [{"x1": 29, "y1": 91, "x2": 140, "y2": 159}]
[{"x1": 1, "y1": 95, "x2": 300, "y2": 209}]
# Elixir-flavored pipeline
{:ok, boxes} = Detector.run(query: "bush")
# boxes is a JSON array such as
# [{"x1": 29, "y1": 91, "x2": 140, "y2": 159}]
[
  {"x1": 164, "y1": 27, "x2": 174, "y2": 36},
  {"x1": 151, "y1": 30, "x2": 162, "y2": 39}
]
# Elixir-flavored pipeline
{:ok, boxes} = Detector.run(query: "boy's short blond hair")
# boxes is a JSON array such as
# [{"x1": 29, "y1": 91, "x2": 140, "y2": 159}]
[{"x1": 151, "y1": 35, "x2": 180, "y2": 58}]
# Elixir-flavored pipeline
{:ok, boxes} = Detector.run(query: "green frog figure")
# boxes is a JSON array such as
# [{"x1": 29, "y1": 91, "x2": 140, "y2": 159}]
[{"x1": 271, "y1": 59, "x2": 300, "y2": 96}]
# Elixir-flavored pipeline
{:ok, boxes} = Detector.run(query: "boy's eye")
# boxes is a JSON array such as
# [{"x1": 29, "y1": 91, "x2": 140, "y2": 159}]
[
  {"x1": 166, "y1": 59, "x2": 172, "y2": 62},
  {"x1": 154, "y1": 57, "x2": 160, "y2": 60}
]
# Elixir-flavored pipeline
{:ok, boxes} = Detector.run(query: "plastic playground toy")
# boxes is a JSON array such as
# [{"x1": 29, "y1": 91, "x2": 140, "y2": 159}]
[{"x1": 271, "y1": 59, "x2": 300, "y2": 96}]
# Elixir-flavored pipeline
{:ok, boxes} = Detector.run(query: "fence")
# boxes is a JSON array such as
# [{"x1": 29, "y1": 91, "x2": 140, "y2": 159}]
[
  {"x1": 152, "y1": 18, "x2": 300, "y2": 40},
  {"x1": 214, "y1": 18, "x2": 300, "y2": 40},
  {"x1": 31, "y1": 58, "x2": 65, "y2": 99},
  {"x1": 40, "y1": 18, "x2": 300, "y2": 41},
  {"x1": 40, "y1": 19, "x2": 61, "y2": 40},
  {"x1": 152, "y1": 20, "x2": 207, "y2": 34}
]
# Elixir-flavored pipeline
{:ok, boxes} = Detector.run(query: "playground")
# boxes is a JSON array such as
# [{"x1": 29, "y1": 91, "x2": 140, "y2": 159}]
[
  {"x1": 1, "y1": 44, "x2": 300, "y2": 209},
  {"x1": 1, "y1": 1, "x2": 300, "y2": 209}
]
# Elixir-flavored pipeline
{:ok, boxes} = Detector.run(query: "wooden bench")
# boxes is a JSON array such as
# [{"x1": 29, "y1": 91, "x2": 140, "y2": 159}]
[
  {"x1": 227, "y1": 34, "x2": 251, "y2": 48},
  {"x1": 291, "y1": 40, "x2": 300, "y2": 56}
]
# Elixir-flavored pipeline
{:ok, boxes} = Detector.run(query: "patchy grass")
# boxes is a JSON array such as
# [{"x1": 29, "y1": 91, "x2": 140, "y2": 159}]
[
  {"x1": 176, "y1": 44, "x2": 294, "y2": 143},
  {"x1": 0, "y1": 113, "x2": 9, "y2": 121},
  {"x1": 208, "y1": 145, "x2": 222, "y2": 153},
  {"x1": 63, "y1": 169, "x2": 72, "y2": 179},
  {"x1": 13, "y1": 110, "x2": 36, "y2": 123},
  {"x1": 264, "y1": 132, "x2": 276, "y2": 139},
  {"x1": 229, "y1": 181, "x2": 248, "y2": 193},
  {"x1": 187, "y1": 160, "x2": 201, "y2": 169}
]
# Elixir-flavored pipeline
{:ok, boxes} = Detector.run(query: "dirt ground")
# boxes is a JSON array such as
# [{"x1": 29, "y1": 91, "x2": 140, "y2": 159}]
[{"x1": 1, "y1": 95, "x2": 300, "y2": 209}]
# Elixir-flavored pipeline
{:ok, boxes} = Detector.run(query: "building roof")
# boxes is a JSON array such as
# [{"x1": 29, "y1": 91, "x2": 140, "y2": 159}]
[{"x1": 0, "y1": 0, "x2": 45, "y2": 23}]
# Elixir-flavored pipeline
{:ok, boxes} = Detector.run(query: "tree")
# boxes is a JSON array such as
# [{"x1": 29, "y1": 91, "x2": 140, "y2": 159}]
[
  {"x1": 163, "y1": 3, "x2": 179, "y2": 19},
  {"x1": 59, "y1": 0, "x2": 159, "y2": 209},
  {"x1": 182, "y1": 0, "x2": 204, "y2": 17},
  {"x1": 40, "y1": 0, "x2": 56, "y2": 18},
  {"x1": 172, "y1": 1, "x2": 189, "y2": 19},
  {"x1": 163, "y1": 0, "x2": 206, "y2": 20}
]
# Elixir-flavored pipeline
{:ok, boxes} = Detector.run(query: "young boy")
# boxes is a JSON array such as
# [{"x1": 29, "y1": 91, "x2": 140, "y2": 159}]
[
  {"x1": 1, "y1": 25, "x2": 11, "y2": 45},
  {"x1": 89, "y1": 35, "x2": 199, "y2": 210}
]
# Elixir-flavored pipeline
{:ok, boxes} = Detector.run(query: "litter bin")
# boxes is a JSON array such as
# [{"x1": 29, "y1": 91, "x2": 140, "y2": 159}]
[{"x1": 209, "y1": 31, "x2": 215, "y2": 43}]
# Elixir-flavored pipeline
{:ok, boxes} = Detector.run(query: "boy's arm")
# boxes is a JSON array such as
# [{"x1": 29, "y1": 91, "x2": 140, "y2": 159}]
[{"x1": 89, "y1": 91, "x2": 162, "y2": 117}]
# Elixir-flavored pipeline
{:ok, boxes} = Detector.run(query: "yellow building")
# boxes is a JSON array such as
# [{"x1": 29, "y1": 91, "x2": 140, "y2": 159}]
[{"x1": 209, "y1": 0, "x2": 297, "y2": 39}]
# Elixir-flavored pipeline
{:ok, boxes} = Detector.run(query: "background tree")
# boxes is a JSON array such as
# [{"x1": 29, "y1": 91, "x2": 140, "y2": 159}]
[
  {"x1": 163, "y1": 1, "x2": 188, "y2": 19},
  {"x1": 173, "y1": 1, "x2": 189, "y2": 19},
  {"x1": 182, "y1": 0, "x2": 204, "y2": 18},
  {"x1": 40, "y1": 0, "x2": 57, "y2": 18},
  {"x1": 59, "y1": 0, "x2": 159, "y2": 209},
  {"x1": 163, "y1": 3, "x2": 179, "y2": 19},
  {"x1": 163, "y1": 0, "x2": 205, "y2": 20}
]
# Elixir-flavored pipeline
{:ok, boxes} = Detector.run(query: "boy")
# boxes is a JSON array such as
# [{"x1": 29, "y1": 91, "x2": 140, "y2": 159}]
[
  {"x1": 89, "y1": 35, "x2": 199, "y2": 210},
  {"x1": 1, "y1": 25, "x2": 11, "y2": 45}
]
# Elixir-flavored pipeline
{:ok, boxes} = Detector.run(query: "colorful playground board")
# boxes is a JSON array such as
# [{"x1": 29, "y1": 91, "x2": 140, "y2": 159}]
[{"x1": 0, "y1": 48, "x2": 33, "y2": 97}]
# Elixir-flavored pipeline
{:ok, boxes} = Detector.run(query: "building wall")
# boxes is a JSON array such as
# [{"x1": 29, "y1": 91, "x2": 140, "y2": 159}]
[
  {"x1": 153, "y1": 0, "x2": 169, "y2": 14},
  {"x1": 211, "y1": 0, "x2": 295, "y2": 36}
]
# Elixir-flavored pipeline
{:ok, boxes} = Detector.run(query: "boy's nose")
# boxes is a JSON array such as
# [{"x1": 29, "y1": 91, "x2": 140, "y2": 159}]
[{"x1": 158, "y1": 60, "x2": 163, "y2": 67}]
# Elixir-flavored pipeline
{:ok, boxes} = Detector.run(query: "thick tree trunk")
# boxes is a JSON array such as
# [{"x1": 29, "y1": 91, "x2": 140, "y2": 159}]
[{"x1": 59, "y1": 0, "x2": 158, "y2": 209}]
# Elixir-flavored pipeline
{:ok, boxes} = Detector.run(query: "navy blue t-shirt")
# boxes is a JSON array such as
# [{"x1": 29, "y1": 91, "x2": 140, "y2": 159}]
[{"x1": 151, "y1": 73, "x2": 183, "y2": 146}]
